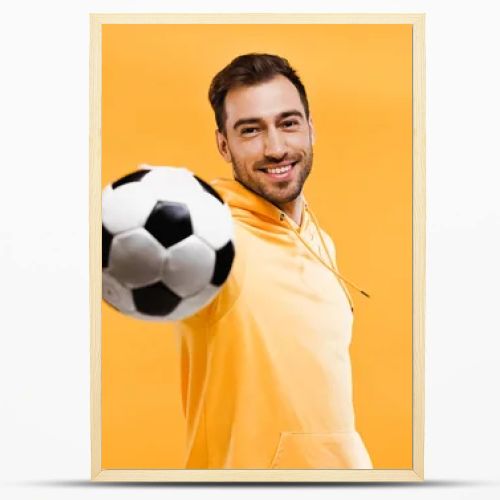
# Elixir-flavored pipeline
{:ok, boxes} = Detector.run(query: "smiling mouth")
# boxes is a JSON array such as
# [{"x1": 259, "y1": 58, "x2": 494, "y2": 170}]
[{"x1": 258, "y1": 161, "x2": 297, "y2": 177}]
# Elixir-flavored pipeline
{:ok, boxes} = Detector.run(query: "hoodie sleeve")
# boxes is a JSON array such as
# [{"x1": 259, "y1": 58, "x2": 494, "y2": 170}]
[{"x1": 178, "y1": 222, "x2": 246, "y2": 328}]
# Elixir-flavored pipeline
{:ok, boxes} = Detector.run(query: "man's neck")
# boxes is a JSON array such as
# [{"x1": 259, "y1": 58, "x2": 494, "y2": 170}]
[{"x1": 277, "y1": 195, "x2": 304, "y2": 226}]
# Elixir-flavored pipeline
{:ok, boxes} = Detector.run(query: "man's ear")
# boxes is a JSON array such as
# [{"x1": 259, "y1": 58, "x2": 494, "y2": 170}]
[
  {"x1": 308, "y1": 116, "x2": 316, "y2": 146},
  {"x1": 216, "y1": 130, "x2": 232, "y2": 163}
]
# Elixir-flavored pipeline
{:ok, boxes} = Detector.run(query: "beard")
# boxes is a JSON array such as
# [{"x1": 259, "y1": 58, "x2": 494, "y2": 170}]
[{"x1": 230, "y1": 147, "x2": 313, "y2": 208}]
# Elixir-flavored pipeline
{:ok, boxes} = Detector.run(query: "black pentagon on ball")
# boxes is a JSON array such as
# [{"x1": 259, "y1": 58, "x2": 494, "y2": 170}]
[
  {"x1": 194, "y1": 175, "x2": 223, "y2": 204},
  {"x1": 211, "y1": 241, "x2": 235, "y2": 286},
  {"x1": 102, "y1": 224, "x2": 113, "y2": 268},
  {"x1": 132, "y1": 281, "x2": 181, "y2": 316},
  {"x1": 145, "y1": 201, "x2": 193, "y2": 249},
  {"x1": 112, "y1": 169, "x2": 150, "y2": 189}
]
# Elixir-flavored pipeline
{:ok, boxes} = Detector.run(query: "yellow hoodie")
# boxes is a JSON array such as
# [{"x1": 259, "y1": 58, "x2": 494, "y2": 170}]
[{"x1": 174, "y1": 178, "x2": 372, "y2": 469}]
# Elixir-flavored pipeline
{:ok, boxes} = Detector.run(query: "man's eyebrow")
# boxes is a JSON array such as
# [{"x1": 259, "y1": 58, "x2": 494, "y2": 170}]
[
  {"x1": 278, "y1": 110, "x2": 305, "y2": 120},
  {"x1": 233, "y1": 117, "x2": 261, "y2": 131},
  {"x1": 232, "y1": 110, "x2": 305, "y2": 131}
]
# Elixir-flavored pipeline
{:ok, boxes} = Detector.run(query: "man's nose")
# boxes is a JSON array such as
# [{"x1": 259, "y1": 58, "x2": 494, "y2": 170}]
[{"x1": 263, "y1": 128, "x2": 287, "y2": 160}]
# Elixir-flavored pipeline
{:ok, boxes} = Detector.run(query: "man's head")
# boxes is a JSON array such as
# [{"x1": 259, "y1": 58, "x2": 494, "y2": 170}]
[{"x1": 208, "y1": 53, "x2": 314, "y2": 208}]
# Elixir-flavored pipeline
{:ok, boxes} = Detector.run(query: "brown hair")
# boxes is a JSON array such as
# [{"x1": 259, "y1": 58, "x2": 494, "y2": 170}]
[{"x1": 208, "y1": 53, "x2": 310, "y2": 133}]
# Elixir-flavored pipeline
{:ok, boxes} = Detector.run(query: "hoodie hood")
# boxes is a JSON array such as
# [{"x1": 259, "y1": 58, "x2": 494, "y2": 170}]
[
  {"x1": 210, "y1": 177, "x2": 369, "y2": 302},
  {"x1": 210, "y1": 177, "x2": 304, "y2": 231}
]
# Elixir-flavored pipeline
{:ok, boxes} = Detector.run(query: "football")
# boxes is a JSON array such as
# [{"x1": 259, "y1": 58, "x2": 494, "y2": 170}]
[{"x1": 102, "y1": 166, "x2": 235, "y2": 321}]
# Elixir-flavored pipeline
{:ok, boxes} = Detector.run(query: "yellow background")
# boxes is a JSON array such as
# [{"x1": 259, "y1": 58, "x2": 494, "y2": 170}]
[{"x1": 102, "y1": 23, "x2": 413, "y2": 468}]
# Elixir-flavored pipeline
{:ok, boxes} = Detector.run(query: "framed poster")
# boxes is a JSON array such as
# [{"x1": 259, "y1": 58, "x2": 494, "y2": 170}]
[{"x1": 90, "y1": 13, "x2": 425, "y2": 482}]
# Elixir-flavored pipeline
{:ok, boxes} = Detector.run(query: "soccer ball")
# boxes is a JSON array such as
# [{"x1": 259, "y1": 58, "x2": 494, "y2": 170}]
[{"x1": 102, "y1": 166, "x2": 235, "y2": 321}]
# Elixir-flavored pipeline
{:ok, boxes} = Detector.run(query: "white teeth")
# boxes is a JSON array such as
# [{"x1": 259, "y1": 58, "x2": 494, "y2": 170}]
[{"x1": 267, "y1": 164, "x2": 292, "y2": 174}]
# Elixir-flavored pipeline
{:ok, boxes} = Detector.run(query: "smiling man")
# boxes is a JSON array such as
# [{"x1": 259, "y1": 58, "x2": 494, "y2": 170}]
[
  {"x1": 215, "y1": 71, "x2": 313, "y2": 225},
  {"x1": 175, "y1": 53, "x2": 372, "y2": 469}
]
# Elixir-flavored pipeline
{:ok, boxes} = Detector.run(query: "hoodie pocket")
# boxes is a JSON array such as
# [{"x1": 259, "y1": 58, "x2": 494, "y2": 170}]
[{"x1": 269, "y1": 431, "x2": 372, "y2": 469}]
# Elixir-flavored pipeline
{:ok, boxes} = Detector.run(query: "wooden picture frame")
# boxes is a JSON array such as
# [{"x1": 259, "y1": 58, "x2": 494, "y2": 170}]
[{"x1": 90, "y1": 13, "x2": 425, "y2": 482}]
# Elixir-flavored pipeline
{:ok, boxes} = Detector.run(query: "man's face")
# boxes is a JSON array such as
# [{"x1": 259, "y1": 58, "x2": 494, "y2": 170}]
[{"x1": 216, "y1": 75, "x2": 314, "y2": 207}]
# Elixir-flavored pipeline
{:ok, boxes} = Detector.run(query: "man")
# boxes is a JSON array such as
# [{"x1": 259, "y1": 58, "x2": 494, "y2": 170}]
[{"x1": 175, "y1": 53, "x2": 372, "y2": 469}]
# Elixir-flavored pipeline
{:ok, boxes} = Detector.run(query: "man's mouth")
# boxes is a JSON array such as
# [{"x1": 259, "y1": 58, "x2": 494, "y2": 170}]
[{"x1": 258, "y1": 161, "x2": 297, "y2": 179}]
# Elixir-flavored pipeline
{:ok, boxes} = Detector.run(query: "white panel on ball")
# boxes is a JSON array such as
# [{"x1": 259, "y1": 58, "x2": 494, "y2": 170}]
[
  {"x1": 162, "y1": 234, "x2": 215, "y2": 297},
  {"x1": 102, "y1": 181, "x2": 159, "y2": 234},
  {"x1": 102, "y1": 183, "x2": 113, "y2": 198},
  {"x1": 141, "y1": 167, "x2": 205, "y2": 204},
  {"x1": 129, "y1": 311, "x2": 168, "y2": 323},
  {"x1": 166, "y1": 284, "x2": 220, "y2": 321},
  {"x1": 188, "y1": 192, "x2": 234, "y2": 250},
  {"x1": 109, "y1": 228, "x2": 166, "y2": 287},
  {"x1": 102, "y1": 272, "x2": 136, "y2": 313}
]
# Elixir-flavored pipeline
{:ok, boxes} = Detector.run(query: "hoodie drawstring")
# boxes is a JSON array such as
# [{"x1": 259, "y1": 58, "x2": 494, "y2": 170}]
[{"x1": 282, "y1": 205, "x2": 370, "y2": 312}]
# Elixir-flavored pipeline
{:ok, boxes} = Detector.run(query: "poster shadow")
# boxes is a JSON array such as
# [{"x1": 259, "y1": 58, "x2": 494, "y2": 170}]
[{"x1": 17, "y1": 479, "x2": 498, "y2": 489}]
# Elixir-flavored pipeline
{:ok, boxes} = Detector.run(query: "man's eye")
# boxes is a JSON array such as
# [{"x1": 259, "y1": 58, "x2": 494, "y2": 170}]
[
  {"x1": 241, "y1": 127, "x2": 259, "y2": 135},
  {"x1": 282, "y1": 120, "x2": 299, "y2": 128}
]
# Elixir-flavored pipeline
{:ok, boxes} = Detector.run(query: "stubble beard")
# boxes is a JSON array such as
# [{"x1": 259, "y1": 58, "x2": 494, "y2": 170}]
[{"x1": 231, "y1": 148, "x2": 314, "y2": 208}]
